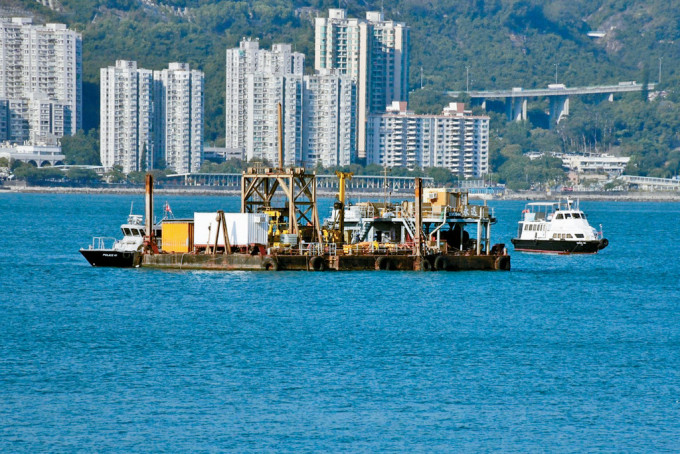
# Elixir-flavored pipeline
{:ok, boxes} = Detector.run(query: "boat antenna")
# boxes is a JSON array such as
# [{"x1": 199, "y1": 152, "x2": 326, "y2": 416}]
[{"x1": 130, "y1": 201, "x2": 134, "y2": 216}]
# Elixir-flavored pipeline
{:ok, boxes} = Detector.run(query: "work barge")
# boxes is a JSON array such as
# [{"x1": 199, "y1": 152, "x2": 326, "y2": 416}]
[{"x1": 139, "y1": 167, "x2": 510, "y2": 272}]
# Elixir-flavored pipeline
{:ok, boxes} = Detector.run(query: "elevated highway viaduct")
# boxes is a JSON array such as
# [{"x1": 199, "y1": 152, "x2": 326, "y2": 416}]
[{"x1": 447, "y1": 82, "x2": 655, "y2": 127}]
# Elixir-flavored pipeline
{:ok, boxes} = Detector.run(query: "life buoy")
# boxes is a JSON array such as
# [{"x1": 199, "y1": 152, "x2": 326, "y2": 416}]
[
  {"x1": 310, "y1": 256, "x2": 325, "y2": 271},
  {"x1": 376, "y1": 256, "x2": 393, "y2": 270},
  {"x1": 262, "y1": 257, "x2": 278, "y2": 271},
  {"x1": 434, "y1": 255, "x2": 449, "y2": 271},
  {"x1": 420, "y1": 259, "x2": 432, "y2": 271}
]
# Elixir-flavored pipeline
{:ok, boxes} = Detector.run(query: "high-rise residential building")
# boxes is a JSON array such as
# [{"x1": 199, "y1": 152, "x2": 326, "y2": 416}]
[
  {"x1": 0, "y1": 17, "x2": 81, "y2": 142},
  {"x1": 100, "y1": 60, "x2": 154, "y2": 174},
  {"x1": 303, "y1": 71, "x2": 356, "y2": 167},
  {"x1": 367, "y1": 102, "x2": 489, "y2": 179},
  {"x1": 315, "y1": 9, "x2": 409, "y2": 161},
  {"x1": 154, "y1": 62, "x2": 204, "y2": 174},
  {"x1": 245, "y1": 72, "x2": 303, "y2": 166},
  {"x1": 0, "y1": 98, "x2": 28, "y2": 142},
  {"x1": 100, "y1": 61, "x2": 203, "y2": 174},
  {"x1": 365, "y1": 12, "x2": 409, "y2": 115},
  {"x1": 225, "y1": 40, "x2": 304, "y2": 166},
  {"x1": 26, "y1": 92, "x2": 69, "y2": 144}
]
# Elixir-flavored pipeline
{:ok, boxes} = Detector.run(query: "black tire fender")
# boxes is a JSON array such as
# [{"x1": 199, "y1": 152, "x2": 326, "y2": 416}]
[
  {"x1": 376, "y1": 256, "x2": 393, "y2": 270},
  {"x1": 434, "y1": 255, "x2": 449, "y2": 271},
  {"x1": 310, "y1": 256, "x2": 325, "y2": 271},
  {"x1": 495, "y1": 255, "x2": 511, "y2": 271},
  {"x1": 262, "y1": 257, "x2": 278, "y2": 271},
  {"x1": 420, "y1": 259, "x2": 432, "y2": 271},
  {"x1": 599, "y1": 238, "x2": 609, "y2": 250}
]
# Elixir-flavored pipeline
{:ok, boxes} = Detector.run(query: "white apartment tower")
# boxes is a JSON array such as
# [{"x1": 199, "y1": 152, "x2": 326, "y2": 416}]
[
  {"x1": 303, "y1": 72, "x2": 356, "y2": 167},
  {"x1": 315, "y1": 9, "x2": 409, "y2": 161},
  {"x1": 154, "y1": 63, "x2": 204, "y2": 173},
  {"x1": 100, "y1": 60, "x2": 154, "y2": 174},
  {"x1": 225, "y1": 40, "x2": 304, "y2": 165},
  {"x1": 0, "y1": 17, "x2": 81, "y2": 141},
  {"x1": 367, "y1": 102, "x2": 489, "y2": 179}
]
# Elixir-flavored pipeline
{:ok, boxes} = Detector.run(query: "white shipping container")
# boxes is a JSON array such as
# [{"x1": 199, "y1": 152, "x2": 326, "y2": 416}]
[{"x1": 194, "y1": 212, "x2": 270, "y2": 247}]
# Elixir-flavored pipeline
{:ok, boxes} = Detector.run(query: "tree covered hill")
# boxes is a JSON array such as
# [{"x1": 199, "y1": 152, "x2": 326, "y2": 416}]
[{"x1": 6, "y1": 0, "x2": 680, "y2": 178}]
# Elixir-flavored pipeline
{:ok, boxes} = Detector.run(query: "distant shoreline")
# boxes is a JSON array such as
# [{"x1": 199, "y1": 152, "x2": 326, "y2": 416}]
[{"x1": 2, "y1": 184, "x2": 680, "y2": 202}]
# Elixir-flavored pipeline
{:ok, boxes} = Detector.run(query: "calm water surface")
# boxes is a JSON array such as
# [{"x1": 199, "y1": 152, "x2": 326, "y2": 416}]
[{"x1": 1, "y1": 193, "x2": 679, "y2": 452}]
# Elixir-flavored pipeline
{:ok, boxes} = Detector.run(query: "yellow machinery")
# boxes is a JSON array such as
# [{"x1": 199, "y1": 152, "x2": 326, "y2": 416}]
[{"x1": 331, "y1": 171, "x2": 353, "y2": 244}]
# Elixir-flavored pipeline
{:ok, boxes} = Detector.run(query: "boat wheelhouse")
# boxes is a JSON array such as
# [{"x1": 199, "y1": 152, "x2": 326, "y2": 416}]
[{"x1": 80, "y1": 214, "x2": 160, "y2": 267}]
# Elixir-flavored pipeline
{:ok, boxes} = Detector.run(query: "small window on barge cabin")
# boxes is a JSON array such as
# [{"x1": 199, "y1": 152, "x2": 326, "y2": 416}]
[{"x1": 575, "y1": 233, "x2": 584, "y2": 238}]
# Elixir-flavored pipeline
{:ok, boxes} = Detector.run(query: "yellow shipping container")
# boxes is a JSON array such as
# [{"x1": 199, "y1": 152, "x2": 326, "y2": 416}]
[{"x1": 162, "y1": 221, "x2": 194, "y2": 253}]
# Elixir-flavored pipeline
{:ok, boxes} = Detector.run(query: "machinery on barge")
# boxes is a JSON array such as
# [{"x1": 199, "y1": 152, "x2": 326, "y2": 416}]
[{"x1": 130, "y1": 166, "x2": 510, "y2": 272}]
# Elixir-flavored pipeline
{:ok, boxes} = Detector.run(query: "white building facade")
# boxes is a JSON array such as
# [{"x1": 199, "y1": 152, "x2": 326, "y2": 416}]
[
  {"x1": 100, "y1": 61, "x2": 203, "y2": 174},
  {"x1": 100, "y1": 60, "x2": 154, "y2": 174},
  {"x1": 315, "y1": 9, "x2": 409, "y2": 161},
  {"x1": 302, "y1": 72, "x2": 356, "y2": 167},
  {"x1": 154, "y1": 63, "x2": 204, "y2": 173},
  {"x1": 0, "y1": 17, "x2": 81, "y2": 142},
  {"x1": 367, "y1": 102, "x2": 489, "y2": 178},
  {"x1": 561, "y1": 154, "x2": 630, "y2": 176},
  {"x1": 225, "y1": 40, "x2": 304, "y2": 166}
]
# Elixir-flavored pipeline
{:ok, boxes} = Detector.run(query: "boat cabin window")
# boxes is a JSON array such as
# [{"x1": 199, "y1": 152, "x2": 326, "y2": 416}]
[
  {"x1": 564, "y1": 213, "x2": 572, "y2": 219},
  {"x1": 132, "y1": 229, "x2": 141, "y2": 236},
  {"x1": 575, "y1": 233, "x2": 584, "y2": 238},
  {"x1": 123, "y1": 228, "x2": 131, "y2": 236},
  {"x1": 567, "y1": 234, "x2": 573, "y2": 238},
  {"x1": 555, "y1": 213, "x2": 564, "y2": 220},
  {"x1": 572, "y1": 213, "x2": 581, "y2": 219}
]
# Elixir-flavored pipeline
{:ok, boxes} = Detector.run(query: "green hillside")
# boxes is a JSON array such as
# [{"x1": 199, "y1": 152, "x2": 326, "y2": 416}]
[{"x1": 7, "y1": 0, "x2": 680, "y2": 179}]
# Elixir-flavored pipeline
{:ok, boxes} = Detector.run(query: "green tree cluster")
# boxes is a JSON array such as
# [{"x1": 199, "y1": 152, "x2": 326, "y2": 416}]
[{"x1": 61, "y1": 129, "x2": 101, "y2": 166}]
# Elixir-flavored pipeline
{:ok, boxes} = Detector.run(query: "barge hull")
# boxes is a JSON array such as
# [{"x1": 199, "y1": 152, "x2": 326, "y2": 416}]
[
  {"x1": 80, "y1": 250, "x2": 141, "y2": 267},
  {"x1": 142, "y1": 253, "x2": 511, "y2": 271},
  {"x1": 511, "y1": 239, "x2": 602, "y2": 254}
]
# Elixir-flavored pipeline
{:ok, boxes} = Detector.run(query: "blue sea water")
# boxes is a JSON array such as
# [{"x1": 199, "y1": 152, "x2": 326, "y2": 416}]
[{"x1": 1, "y1": 192, "x2": 679, "y2": 452}]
